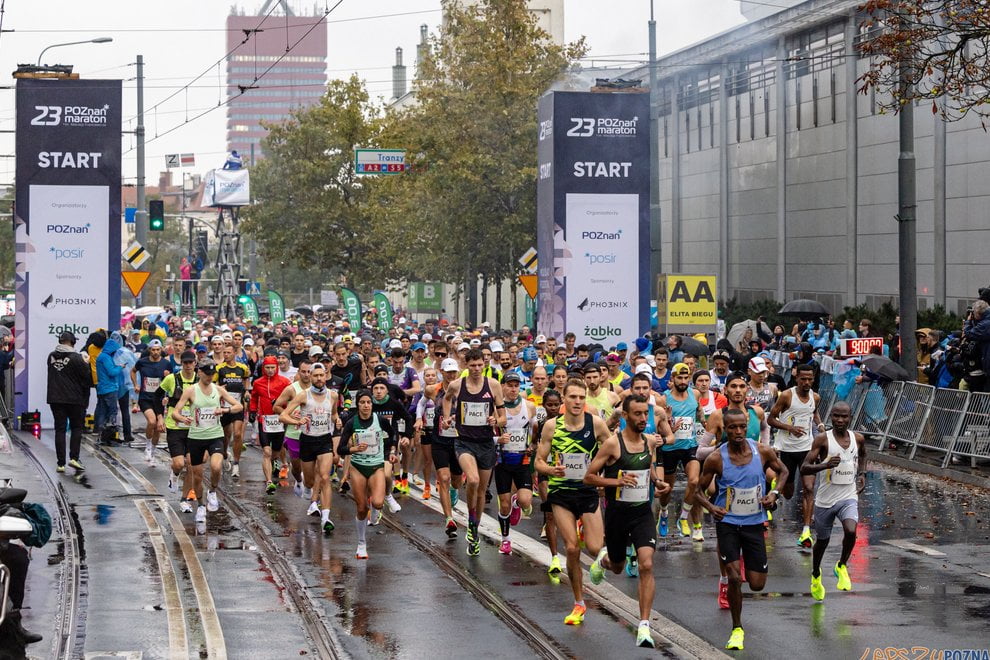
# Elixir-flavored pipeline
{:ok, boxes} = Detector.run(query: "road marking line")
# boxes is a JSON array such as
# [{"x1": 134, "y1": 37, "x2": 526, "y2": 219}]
[
  {"x1": 163, "y1": 505, "x2": 228, "y2": 660},
  {"x1": 406, "y1": 484, "x2": 729, "y2": 660},
  {"x1": 881, "y1": 539, "x2": 947, "y2": 557},
  {"x1": 135, "y1": 500, "x2": 188, "y2": 660}
]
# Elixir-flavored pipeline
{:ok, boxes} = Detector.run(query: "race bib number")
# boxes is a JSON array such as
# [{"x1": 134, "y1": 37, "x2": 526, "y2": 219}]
[
  {"x1": 262, "y1": 415, "x2": 284, "y2": 433},
  {"x1": 829, "y1": 459, "x2": 856, "y2": 485},
  {"x1": 439, "y1": 417, "x2": 457, "y2": 438},
  {"x1": 425, "y1": 407, "x2": 436, "y2": 428},
  {"x1": 726, "y1": 485, "x2": 762, "y2": 516},
  {"x1": 535, "y1": 406, "x2": 547, "y2": 424},
  {"x1": 560, "y1": 452, "x2": 589, "y2": 480},
  {"x1": 177, "y1": 404, "x2": 192, "y2": 429},
  {"x1": 461, "y1": 401, "x2": 488, "y2": 427},
  {"x1": 195, "y1": 409, "x2": 220, "y2": 429},
  {"x1": 617, "y1": 469, "x2": 650, "y2": 503},
  {"x1": 503, "y1": 429, "x2": 529, "y2": 453},
  {"x1": 396, "y1": 419, "x2": 406, "y2": 434},
  {"x1": 143, "y1": 377, "x2": 160, "y2": 393},
  {"x1": 673, "y1": 416, "x2": 694, "y2": 440},
  {"x1": 353, "y1": 429, "x2": 380, "y2": 456},
  {"x1": 307, "y1": 411, "x2": 330, "y2": 435},
  {"x1": 695, "y1": 422, "x2": 707, "y2": 445}
]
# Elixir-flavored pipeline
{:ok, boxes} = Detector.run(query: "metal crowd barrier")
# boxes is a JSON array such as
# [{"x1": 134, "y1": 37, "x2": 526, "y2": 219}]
[{"x1": 816, "y1": 378, "x2": 990, "y2": 470}]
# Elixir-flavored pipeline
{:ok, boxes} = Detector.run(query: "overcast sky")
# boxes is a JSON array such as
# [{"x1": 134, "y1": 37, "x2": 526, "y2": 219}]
[{"x1": 0, "y1": 0, "x2": 747, "y2": 183}]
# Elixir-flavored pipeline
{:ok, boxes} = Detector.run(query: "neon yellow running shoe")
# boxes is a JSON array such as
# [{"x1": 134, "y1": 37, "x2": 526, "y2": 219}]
[
  {"x1": 589, "y1": 549, "x2": 607, "y2": 585},
  {"x1": 678, "y1": 518, "x2": 691, "y2": 537},
  {"x1": 810, "y1": 573, "x2": 825, "y2": 601},
  {"x1": 725, "y1": 627, "x2": 745, "y2": 650},
  {"x1": 798, "y1": 529, "x2": 813, "y2": 548},
  {"x1": 834, "y1": 562, "x2": 852, "y2": 591},
  {"x1": 548, "y1": 555, "x2": 562, "y2": 578},
  {"x1": 564, "y1": 603, "x2": 586, "y2": 625}
]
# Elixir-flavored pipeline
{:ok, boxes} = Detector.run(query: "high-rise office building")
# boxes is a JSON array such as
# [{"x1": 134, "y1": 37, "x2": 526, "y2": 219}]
[{"x1": 226, "y1": 1, "x2": 328, "y2": 159}]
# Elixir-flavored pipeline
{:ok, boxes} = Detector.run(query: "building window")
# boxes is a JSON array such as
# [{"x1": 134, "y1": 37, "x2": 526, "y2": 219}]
[
  {"x1": 697, "y1": 106, "x2": 702, "y2": 150},
  {"x1": 795, "y1": 79, "x2": 802, "y2": 130},
  {"x1": 709, "y1": 103, "x2": 715, "y2": 148},
  {"x1": 749, "y1": 92, "x2": 755, "y2": 140},
  {"x1": 765, "y1": 90, "x2": 770, "y2": 137},
  {"x1": 685, "y1": 111, "x2": 691, "y2": 153},
  {"x1": 663, "y1": 117, "x2": 668, "y2": 157},
  {"x1": 830, "y1": 70, "x2": 837, "y2": 123},
  {"x1": 813, "y1": 75, "x2": 819, "y2": 127}
]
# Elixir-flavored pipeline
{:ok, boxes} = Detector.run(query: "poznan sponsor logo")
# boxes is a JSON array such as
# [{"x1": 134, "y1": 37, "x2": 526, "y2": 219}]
[
  {"x1": 31, "y1": 104, "x2": 109, "y2": 127},
  {"x1": 46, "y1": 222, "x2": 91, "y2": 234},
  {"x1": 567, "y1": 116, "x2": 639, "y2": 138},
  {"x1": 584, "y1": 325, "x2": 622, "y2": 341},
  {"x1": 580, "y1": 229, "x2": 623, "y2": 240}
]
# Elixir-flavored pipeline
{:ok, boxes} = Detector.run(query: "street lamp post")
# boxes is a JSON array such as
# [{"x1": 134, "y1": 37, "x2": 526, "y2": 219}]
[{"x1": 37, "y1": 37, "x2": 113, "y2": 66}]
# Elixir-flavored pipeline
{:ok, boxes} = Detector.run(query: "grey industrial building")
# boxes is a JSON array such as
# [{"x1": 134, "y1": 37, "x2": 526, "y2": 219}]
[{"x1": 624, "y1": 0, "x2": 986, "y2": 316}]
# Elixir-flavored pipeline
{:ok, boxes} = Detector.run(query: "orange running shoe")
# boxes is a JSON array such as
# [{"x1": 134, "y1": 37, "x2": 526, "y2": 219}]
[{"x1": 423, "y1": 483, "x2": 431, "y2": 500}]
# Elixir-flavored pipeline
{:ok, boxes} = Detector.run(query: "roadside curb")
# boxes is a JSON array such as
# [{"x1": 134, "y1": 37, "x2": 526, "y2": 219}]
[{"x1": 870, "y1": 452, "x2": 990, "y2": 490}]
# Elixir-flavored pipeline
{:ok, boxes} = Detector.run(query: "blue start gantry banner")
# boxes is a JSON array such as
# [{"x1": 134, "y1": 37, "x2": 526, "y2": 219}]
[
  {"x1": 15, "y1": 78, "x2": 122, "y2": 424},
  {"x1": 536, "y1": 90, "x2": 650, "y2": 345}
]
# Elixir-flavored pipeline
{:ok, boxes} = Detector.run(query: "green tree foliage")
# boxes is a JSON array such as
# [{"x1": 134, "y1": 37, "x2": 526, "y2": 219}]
[{"x1": 241, "y1": 76, "x2": 392, "y2": 286}]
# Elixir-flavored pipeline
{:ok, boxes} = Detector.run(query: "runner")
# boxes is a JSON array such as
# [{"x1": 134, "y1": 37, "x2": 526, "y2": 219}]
[
  {"x1": 534, "y1": 389, "x2": 563, "y2": 579},
  {"x1": 709, "y1": 350, "x2": 732, "y2": 392},
  {"x1": 170, "y1": 360, "x2": 243, "y2": 523},
  {"x1": 338, "y1": 390, "x2": 402, "y2": 559},
  {"x1": 526, "y1": 366, "x2": 550, "y2": 421},
  {"x1": 583, "y1": 361, "x2": 621, "y2": 428},
  {"x1": 421, "y1": 358, "x2": 464, "y2": 537},
  {"x1": 250, "y1": 356, "x2": 292, "y2": 494},
  {"x1": 280, "y1": 363, "x2": 341, "y2": 534},
  {"x1": 131, "y1": 338, "x2": 172, "y2": 464},
  {"x1": 330, "y1": 341, "x2": 363, "y2": 410},
  {"x1": 695, "y1": 407, "x2": 789, "y2": 651},
  {"x1": 535, "y1": 378, "x2": 612, "y2": 625},
  {"x1": 745, "y1": 357, "x2": 778, "y2": 412},
  {"x1": 369, "y1": 377, "x2": 414, "y2": 512},
  {"x1": 385, "y1": 348, "x2": 420, "y2": 494},
  {"x1": 217, "y1": 345, "x2": 251, "y2": 477},
  {"x1": 442, "y1": 348, "x2": 507, "y2": 556},
  {"x1": 411, "y1": 366, "x2": 438, "y2": 500},
  {"x1": 156, "y1": 350, "x2": 198, "y2": 511},
  {"x1": 657, "y1": 363, "x2": 706, "y2": 541},
  {"x1": 801, "y1": 401, "x2": 867, "y2": 601},
  {"x1": 583, "y1": 394, "x2": 671, "y2": 648},
  {"x1": 274, "y1": 361, "x2": 312, "y2": 497},
  {"x1": 768, "y1": 363, "x2": 824, "y2": 548},
  {"x1": 493, "y1": 372, "x2": 536, "y2": 555}
]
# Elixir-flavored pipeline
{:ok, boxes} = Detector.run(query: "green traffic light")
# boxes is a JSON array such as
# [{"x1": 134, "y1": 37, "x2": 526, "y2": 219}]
[{"x1": 149, "y1": 199, "x2": 165, "y2": 231}]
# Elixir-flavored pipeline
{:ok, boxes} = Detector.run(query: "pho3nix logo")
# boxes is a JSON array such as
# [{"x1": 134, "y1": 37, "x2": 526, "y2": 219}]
[
  {"x1": 584, "y1": 325, "x2": 622, "y2": 341},
  {"x1": 31, "y1": 104, "x2": 110, "y2": 127},
  {"x1": 42, "y1": 294, "x2": 96, "y2": 308},
  {"x1": 567, "y1": 116, "x2": 639, "y2": 138},
  {"x1": 577, "y1": 297, "x2": 628, "y2": 311}
]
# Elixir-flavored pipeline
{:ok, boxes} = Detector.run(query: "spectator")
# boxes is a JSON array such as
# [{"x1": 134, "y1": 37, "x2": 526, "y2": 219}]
[
  {"x1": 915, "y1": 328, "x2": 935, "y2": 384},
  {"x1": 46, "y1": 330, "x2": 90, "y2": 471},
  {"x1": 963, "y1": 300, "x2": 990, "y2": 392},
  {"x1": 0, "y1": 332, "x2": 13, "y2": 401},
  {"x1": 179, "y1": 257, "x2": 192, "y2": 305},
  {"x1": 94, "y1": 334, "x2": 123, "y2": 438}
]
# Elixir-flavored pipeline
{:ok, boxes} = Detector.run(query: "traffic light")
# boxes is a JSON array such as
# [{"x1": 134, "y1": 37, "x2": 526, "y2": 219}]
[{"x1": 149, "y1": 199, "x2": 164, "y2": 231}]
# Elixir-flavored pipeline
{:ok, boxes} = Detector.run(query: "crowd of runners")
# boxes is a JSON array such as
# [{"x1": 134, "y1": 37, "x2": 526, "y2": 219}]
[{"x1": 80, "y1": 313, "x2": 868, "y2": 651}]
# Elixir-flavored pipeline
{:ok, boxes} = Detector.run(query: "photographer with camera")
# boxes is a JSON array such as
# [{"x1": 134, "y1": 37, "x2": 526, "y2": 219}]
[{"x1": 962, "y1": 299, "x2": 990, "y2": 392}]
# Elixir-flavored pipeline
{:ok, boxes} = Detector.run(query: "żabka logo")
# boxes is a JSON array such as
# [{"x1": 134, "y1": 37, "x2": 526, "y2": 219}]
[
  {"x1": 48, "y1": 322, "x2": 90, "y2": 336},
  {"x1": 584, "y1": 325, "x2": 621, "y2": 341}
]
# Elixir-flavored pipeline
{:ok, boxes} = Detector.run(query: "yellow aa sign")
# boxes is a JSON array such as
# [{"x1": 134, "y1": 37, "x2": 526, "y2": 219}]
[{"x1": 659, "y1": 274, "x2": 717, "y2": 328}]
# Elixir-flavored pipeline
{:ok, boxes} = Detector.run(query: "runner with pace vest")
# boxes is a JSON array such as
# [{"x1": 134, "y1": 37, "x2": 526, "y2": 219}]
[{"x1": 695, "y1": 407, "x2": 788, "y2": 651}]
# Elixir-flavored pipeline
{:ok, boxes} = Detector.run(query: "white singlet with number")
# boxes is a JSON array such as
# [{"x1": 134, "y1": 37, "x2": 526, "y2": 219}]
[
  {"x1": 617, "y1": 469, "x2": 650, "y2": 503},
  {"x1": 196, "y1": 409, "x2": 220, "y2": 429},
  {"x1": 503, "y1": 429, "x2": 529, "y2": 453}
]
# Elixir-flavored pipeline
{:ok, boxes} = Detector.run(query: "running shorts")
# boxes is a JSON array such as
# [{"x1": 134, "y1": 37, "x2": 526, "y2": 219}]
[
  {"x1": 779, "y1": 450, "x2": 809, "y2": 488},
  {"x1": 547, "y1": 488, "x2": 599, "y2": 517},
  {"x1": 813, "y1": 498, "x2": 858, "y2": 540},
  {"x1": 660, "y1": 446, "x2": 699, "y2": 474},
  {"x1": 455, "y1": 439, "x2": 497, "y2": 471},
  {"x1": 604, "y1": 503, "x2": 656, "y2": 566},
  {"x1": 419, "y1": 428, "x2": 436, "y2": 447},
  {"x1": 493, "y1": 462, "x2": 533, "y2": 495},
  {"x1": 258, "y1": 429, "x2": 285, "y2": 452},
  {"x1": 165, "y1": 428, "x2": 189, "y2": 458},
  {"x1": 431, "y1": 441, "x2": 463, "y2": 475},
  {"x1": 138, "y1": 399, "x2": 158, "y2": 414},
  {"x1": 284, "y1": 436, "x2": 301, "y2": 460},
  {"x1": 299, "y1": 433, "x2": 333, "y2": 463},
  {"x1": 220, "y1": 411, "x2": 242, "y2": 427},
  {"x1": 187, "y1": 437, "x2": 223, "y2": 466},
  {"x1": 715, "y1": 522, "x2": 768, "y2": 573}
]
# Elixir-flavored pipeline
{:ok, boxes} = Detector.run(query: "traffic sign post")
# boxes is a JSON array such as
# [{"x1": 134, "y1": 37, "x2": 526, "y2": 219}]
[{"x1": 354, "y1": 149, "x2": 406, "y2": 174}]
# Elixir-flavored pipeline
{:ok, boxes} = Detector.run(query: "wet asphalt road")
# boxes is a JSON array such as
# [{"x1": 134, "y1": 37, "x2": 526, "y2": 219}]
[{"x1": 6, "y1": 418, "x2": 990, "y2": 659}]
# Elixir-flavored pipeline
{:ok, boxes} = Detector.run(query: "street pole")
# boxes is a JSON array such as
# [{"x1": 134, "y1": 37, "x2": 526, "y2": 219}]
[
  {"x1": 648, "y1": 1, "x2": 661, "y2": 328},
  {"x1": 249, "y1": 143, "x2": 257, "y2": 287},
  {"x1": 135, "y1": 54, "x2": 146, "y2": 306},
  {"x1": 897, "y1": 58, "x2": 917, "y2": 377}
]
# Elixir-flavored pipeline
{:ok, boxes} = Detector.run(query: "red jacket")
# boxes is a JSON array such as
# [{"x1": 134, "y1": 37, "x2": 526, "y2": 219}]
[{"x1": 250, "y1": 374, "x2": 292, "y2": 416}]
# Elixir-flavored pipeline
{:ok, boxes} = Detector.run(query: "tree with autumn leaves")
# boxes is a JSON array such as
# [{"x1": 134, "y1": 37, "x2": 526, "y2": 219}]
[{"x1": 242, "y1": 0, "x2": 585, "y2": 314}]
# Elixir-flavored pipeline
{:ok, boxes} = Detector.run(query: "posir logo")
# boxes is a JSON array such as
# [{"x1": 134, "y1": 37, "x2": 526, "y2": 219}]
[
  {"x1": 46, "y1": 223, "x2": 91, "y2": 234},
  {"x1": 49, "y1": 247, "x2": 85, "y2": 260},
  {"x1": 584, "y1": 252, "x2": 616, "y2": 265},
  {"x1": 584, "y1": 325, "x2": 622, "y2": 341},
  {"x1": 581, "y1": 230, "x2": 622, "y2": 241},
  {"x1": 31, "y1": 104, "x2": 109, "y2": 127},
  {"x1": 567, "y1": 116, "x2": 639, "y2": 138},
  {"x1": 48, "y1": 322, "x2": 90, "y2": 336}
]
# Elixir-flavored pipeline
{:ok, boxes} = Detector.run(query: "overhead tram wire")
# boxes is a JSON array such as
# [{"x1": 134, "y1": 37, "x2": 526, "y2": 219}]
[{"x1": 130, "y1": 0, "x2": 346, "y2": 153}]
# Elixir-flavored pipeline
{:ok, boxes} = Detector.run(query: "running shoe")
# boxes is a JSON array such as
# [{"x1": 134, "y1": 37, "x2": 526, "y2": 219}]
[
  {"x1": 725, "y1": 627, "x2": 744, "y2": 650},
  {"x1": 540, "y1": 524, "x2": 547, "y2": 539},
  {"x1": 499, "y1": 539, "x2": 512, "y2": 555},
  {"x1": 294, "y1": 482, "x2": 303, "y2": 498},
  {"x1": 368, "y1": 509, "x2": 383, "y2": 526},
  {"x1": 272, "y1": 460, "x2": 281, "y2": 476},
  {"x1": 339, "y1": 481, "x2": 351, "y2": 494},
  {"x1": 206, "y1": 490, "x2": 219, "y2": 512},
  {"x1": 385, "y1": 495, "x2": 402, "y2": 513},
  {"x1": 168, "y1": 473, "x2": 179, "y2": 494},
  {"x1": 636, "y1": 623, "x2": 655, "y2": 649},
  {"x1": 223, "y1": 457, "x2": 231, "y2": 472},
  {"x1": 834, "y1": 562, "x2": 852, "y2": 591},
  {"x1": 811, "y1": 573, "x2": 825, "y2": 601},
  {"x1": 68, "y1": 459, "x2": 85, "y2": 471},
  {"x1": 718, "y1": 580, "x2": 729, "y2": 609},
  {"x1": 231, "y1": 463, "x2": 240, "y2": 479},
  {"x1": 692, "y1": 524, "x2": 704, "y2": 543},
  {"x1": 307, "y1": 501, "x2": 320, "y2": 517},
  {"x1": 797, "y1": 529, "x2": 813, "y2": 548},
  {"x1": 589, "y1": 549, "x2": 607, "y2": 585},
  {"x1": 266, "y1": 481, "x2": 277, "y2": 495},
  {"x1": 764, "y1": 509, "x2": 773, "y2": 528},
  {"x1": 355, "y1": 543, "x2": 368, "y2": 560},
  {"x1": 279, "y1": 464, "x2": 289, "y2": 480},
  {"x1": 186, "y1": 489, "x2": 197, "y2": 503},
  {"x1": 657, "y1": 513, "x2": 668, "y2": 538},
  {"x1": 412, "y1": 475, "x2": 425, "y2": 487},
  {"x1": 56, "y1": 465, "x2": 65, "y2": 473},
  {"x1": 445, "y1": 517, "x2": 458, "y2": 538},
  {"x1": 303, "y1": 487, "x2": 313, "y2": 500},
  {"x1": 422, "y1": 484, "x2": 431, "y2": 500},
  {"x1": 465, "y1": 525, "x2": 477, "y2": 545},
  {"x1": 509, "y1": 494, "x2": 522, "y2": 526},
  {"x1": 548, "y1": 555, "x2": 562, "y2": 578},
  {"x1": 180, "y1": 499, "x2": 193, "y2": 514},
  {"x1": 678, "y1": 518, "x2": 691, "y2": 537},
  {"x1": 564, "y1": 603, "x2": 586, "y2": 626},
  {"x1": 625, "y1": 556, "x2": 639, "y2": 578},
  {"x1": 400, "y1": 478, "x2": 410, "y2": 495},
  {"x1": 467, "y1": 539, "x2": 480, "y2": 556},
  {"x1": 323, "y1": 519, "x2": 335, "y2": 534},
  {"x1": 450, "y1": 486, "x2": 459, "y2": 507},
  {"x1": 195, "y1": 505, "x2": 207, "y2": 523},
  {"x1": 392, "y1": 482, "x2": 403, "y2": 495},
  {"x1": 145, "y1": 444, "x2": 154, "y2": 464}
]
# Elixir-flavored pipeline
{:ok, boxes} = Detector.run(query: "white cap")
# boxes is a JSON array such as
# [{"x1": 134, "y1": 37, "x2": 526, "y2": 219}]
[
  {"x1": 304, "y1": 339, "x2": 313, "y2": 347},
  {"x1": 469, "y1": 338, "x2": 481, "y2": 347},
  {"x1": 534, "y1": 334, "x2": 547, "y2": 344},
  {"x1": 399, "y1": 316, "x2": 407, "y2": 324},
  {"x1": 309, "y1": 345, "x2": 324, "y2": 357},
  {"x1": 410, "y1": 333, "x2": 419, "y2": 341},
  {"x1": 440, "y1": 358, "x2": 460, "y2": 372},
  {"x1": 422, "y1": 333, "x2": 433, "y2": 341},
  {"x1": 635, "y1": 363, "x2": 652, "y2": 375},
  {"x1": 456, "y1": 343, "x2": 469, "y2": 352},
  {"x1": 644, "y1": 355, "x2": 656, "y2": 367},
  {"x1": 389, "y1": 339, "x2": 402, "y2": 349},
  {"x1": 354, "y1": 336, "x2": 363, "y2": 345},
  {"x1": 243, "y1": 337, "x2": 255, "y2": 346},
  {"x1": 333, "y1": 336, "x2": 343, "y2": 344},
  {"x1": 481, "y1": 321, "x2": 491, "y2": 328},
  {"x1": 748, "y1": 357, "x2": 769, "y2": 373},
  {"x1": 489, "y1": 340, "x2": 504, "y2": 353}
]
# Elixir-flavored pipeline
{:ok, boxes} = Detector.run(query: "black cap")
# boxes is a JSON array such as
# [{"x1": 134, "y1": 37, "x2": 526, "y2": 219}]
[
  {"x1": 373, "y1": 364, "x2": 389, "y2": 374},
  {"x1": 58, "y1": 331, "x2": 76, "y2": 345},
  {"x1": 198, "y1": 359, "x2": 217, "y2": 374},
  {"x1": 180, "y1": 350, "x2": 197, "y2": 362},
  {"x1": 502, "y1": 371, "x2": 522, "y2": 384}
]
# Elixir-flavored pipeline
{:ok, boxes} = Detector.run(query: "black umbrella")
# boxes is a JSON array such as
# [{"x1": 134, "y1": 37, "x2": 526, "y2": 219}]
[
  {"x1": 675, "y1": 336, "x2": 709, "y2": 357},
  {"x1": 779, "y1": 298, "x2": 830, "y2": 317},
  {"x1": 861, "y1": 354, "x2": 910, "y2": 381},
  {"x1": 293, "y1": 305, "x2": 314, "y2": 317}
]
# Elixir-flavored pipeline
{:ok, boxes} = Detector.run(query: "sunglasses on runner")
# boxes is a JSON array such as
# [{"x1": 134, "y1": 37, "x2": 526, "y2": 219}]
[{"x1": 435, "y1": 352, "x2": 447, "y2": 358}]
